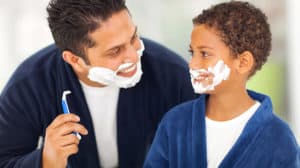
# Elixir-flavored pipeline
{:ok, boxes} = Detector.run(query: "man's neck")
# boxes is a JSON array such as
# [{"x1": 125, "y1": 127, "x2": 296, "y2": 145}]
[{"x1": 76, "y1": 71, "x2": 106, "y2": 87}]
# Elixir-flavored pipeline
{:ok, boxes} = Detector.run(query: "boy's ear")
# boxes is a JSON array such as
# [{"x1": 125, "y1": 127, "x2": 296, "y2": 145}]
[
  {"x1": 62, "y1": 51, "x2": 88, "y2": 74},
  {"x1": 235, "y1": 51, "x2": 255, "y2": 75}
]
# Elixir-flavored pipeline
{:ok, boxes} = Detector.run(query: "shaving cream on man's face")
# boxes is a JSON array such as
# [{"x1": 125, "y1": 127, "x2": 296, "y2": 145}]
[
  {"x1": 87, "y1": 40, "x2": 145, "y2": 88},
  {"x1": 190, "y1": 60, "x2": 231, "y2": 94}
]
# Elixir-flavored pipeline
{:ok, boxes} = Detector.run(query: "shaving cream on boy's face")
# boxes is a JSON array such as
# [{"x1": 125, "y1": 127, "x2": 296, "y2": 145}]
[
  {"x1": 190, "y1": 60, "x2": 231, "y2": 94},
  {"x1": 87, "y1": 40, "x2": 145, "y2": 88}
]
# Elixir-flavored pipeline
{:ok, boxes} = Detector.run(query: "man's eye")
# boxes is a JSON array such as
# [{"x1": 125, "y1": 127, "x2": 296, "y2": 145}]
[
  {"x1": 131, "y1": 34, "x2": 138, "y2": 44},
  {"x1": 109, "y1": 48, "x2": 121, "y2": 56}
]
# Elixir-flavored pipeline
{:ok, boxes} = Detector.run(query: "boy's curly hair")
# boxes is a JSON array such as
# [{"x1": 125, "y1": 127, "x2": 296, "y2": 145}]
[{"x1": 193, "y1": 1, "x2": 272, "y2": 77}]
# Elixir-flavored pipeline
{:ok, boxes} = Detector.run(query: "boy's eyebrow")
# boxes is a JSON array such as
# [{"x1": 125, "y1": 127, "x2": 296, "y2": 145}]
[{"x1": 189, "y1": 44, "x2": 214, "y2": 50}]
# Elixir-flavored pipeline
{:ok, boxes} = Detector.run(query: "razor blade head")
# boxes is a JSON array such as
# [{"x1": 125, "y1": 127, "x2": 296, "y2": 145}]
[{"x1": 62, "y1": 90, "x2": 72, "y2": 100}]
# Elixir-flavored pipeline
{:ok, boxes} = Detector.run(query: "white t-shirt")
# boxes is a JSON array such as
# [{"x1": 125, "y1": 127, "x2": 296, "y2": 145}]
[
  {"x1": 206, "y1": 101, "x2": 261, "y2": 168},
  {"x1": 80, "y1": 81, "x2": 120, "y2": 168}
]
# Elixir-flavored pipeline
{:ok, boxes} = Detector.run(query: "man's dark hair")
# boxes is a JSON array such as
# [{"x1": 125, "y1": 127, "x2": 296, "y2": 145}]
[
  {"x1": 193, "y1": 1, "x2": 272, "y2": 77},
  {"x1": 47, "y1": 0, "x2": 127, "y2": 58}
]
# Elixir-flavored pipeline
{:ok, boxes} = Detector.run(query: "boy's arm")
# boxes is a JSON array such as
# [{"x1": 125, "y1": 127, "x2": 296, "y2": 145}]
[{"x1": 143, "y1": 121, "x2": 169, "y2": 168}]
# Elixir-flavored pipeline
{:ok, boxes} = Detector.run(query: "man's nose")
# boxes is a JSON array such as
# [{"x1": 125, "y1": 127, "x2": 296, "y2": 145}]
[{"x1": 123, "y1": 45, "x2": 138, "y2": 63}]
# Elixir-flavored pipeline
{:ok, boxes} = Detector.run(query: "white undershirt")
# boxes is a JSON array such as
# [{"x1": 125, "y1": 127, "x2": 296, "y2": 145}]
[
  {"x1": 206, "y1": 101, "x2": 261, "y2": 168},
  {"x1": 80, "y1": 81, "x2": 120, "y2": 168}
]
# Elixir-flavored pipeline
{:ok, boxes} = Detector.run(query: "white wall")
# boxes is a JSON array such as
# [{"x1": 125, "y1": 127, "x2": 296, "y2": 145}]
[
  {"x1": 287, "y1": 0, "x2": 300, "y2": 142},
  {"x1": 0, "y1": 0, "x2": 52, "y2": 90}
]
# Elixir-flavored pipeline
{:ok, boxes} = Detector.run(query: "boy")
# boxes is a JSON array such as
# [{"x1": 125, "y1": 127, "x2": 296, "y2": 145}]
[{"x1": 144, "y1": 1, "x2": 299, "y2": 167}]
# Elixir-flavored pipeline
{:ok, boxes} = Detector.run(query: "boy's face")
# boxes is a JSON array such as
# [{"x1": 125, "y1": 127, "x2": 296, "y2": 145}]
[
  {"x1": 83, "y1": 9, "x2": 142, "y2": 78},
  {"x1": 189, "y1": 24, "x2": 243, "y2": 94}
]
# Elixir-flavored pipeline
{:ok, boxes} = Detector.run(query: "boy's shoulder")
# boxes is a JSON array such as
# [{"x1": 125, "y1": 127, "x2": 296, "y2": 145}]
[
  {"x1": 264, "y1": 115, "x2": 298, "y2": 145},
  {"x1": 258, "y1": 114, "x2": 299, "y2": 162},
  {"x1": 160, "y1": 97, "x2": 200, "y2": 128}
]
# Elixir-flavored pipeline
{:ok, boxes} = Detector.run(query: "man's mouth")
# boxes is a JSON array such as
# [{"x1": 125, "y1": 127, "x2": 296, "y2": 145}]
[
  {"x1": 116, "y1": 64, "x2": 137, "y2": 77},
  {"x1": 121, "y1": 64, "x2": 136, "y2": 73}
]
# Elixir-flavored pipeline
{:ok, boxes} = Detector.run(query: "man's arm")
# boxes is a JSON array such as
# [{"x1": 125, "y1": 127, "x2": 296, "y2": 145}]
[
  {"x1": 0, "y1": 83, "x2": 44, "y2": 167},
  {"x1": 0, "y1": 81, "x2": 88, "y2": 168}
]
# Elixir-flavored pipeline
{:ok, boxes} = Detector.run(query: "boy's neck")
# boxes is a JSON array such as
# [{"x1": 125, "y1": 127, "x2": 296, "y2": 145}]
[{"x1": 205, "y1": 89, "x2": 256, "y2": 121}]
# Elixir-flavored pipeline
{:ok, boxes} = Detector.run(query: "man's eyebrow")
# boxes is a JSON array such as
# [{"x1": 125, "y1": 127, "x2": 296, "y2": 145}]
[
  {"x1": 105, "y1": 26, "x2": 138, "y2": 54},
  {"x1": 106, "y1": 44, "x2": 123, "y2": 54},
  {"x1": 131, "y1": 26, "x2": 138, "y2": 41}
]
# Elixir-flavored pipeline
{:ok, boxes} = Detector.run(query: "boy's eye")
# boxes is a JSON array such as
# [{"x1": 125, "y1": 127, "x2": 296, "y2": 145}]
[
  {"x1": 188, "y1": 49, "x2": 194, "y2": 56},
  {"x1": 201, "y1": 51, "x2": 209, "y2": 57}
]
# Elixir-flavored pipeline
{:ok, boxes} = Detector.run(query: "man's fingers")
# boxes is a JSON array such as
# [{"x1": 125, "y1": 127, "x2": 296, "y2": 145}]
[
  {"x1": 49, "y1": 114, "x2": 80, "y2": 129},
  {"x1": 59, "y1": 134, "x2": 80, "y2": 147},
  {"x1": 56, "y1": 122, "x2": 88, "y2": 136},
  {"x1": 62, "y1": 144, "x2": 79, "y2": 157}
]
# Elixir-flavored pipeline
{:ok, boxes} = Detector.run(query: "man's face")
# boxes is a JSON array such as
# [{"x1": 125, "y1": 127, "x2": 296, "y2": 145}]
[{"x1": 85, "y1": 9, "x2": 141, "y2": 78}]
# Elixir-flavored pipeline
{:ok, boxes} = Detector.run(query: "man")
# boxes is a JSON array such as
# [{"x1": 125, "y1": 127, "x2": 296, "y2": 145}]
[{"x1": 0, "y1": 0, "x2": 195, "y2": 167}]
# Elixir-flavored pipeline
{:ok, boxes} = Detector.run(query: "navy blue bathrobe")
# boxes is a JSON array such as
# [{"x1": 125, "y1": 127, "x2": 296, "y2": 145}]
[
  {"x1": 144, "y1": 90, "x2": 300, "y2": 168},
  {"x1": 0, "y1": 38, "x2": 196, "y2": 168}
]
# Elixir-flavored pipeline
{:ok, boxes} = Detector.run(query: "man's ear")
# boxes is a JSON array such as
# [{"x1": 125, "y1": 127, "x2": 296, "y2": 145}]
[
  {"x1": 235, "y1": 51, "x2": 255, "y2": 75},
  {"x1": 62, "y1": 51, "x2": 88, "y2": 74}
]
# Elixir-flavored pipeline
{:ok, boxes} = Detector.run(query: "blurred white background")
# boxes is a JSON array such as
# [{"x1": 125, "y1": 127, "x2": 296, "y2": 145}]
[{"x1": 0, "y1": 0, "x2": 299, "y2": 142}]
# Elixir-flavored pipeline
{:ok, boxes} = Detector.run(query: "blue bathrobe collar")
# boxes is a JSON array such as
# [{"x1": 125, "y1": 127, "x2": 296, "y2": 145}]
[{"x1": 191, "y1": 90, "x2": 274, "y2": 168}]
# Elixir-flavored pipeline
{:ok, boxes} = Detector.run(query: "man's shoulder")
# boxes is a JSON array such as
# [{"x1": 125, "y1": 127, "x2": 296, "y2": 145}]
[
  {"x1": 3, "y1": 44, "x2": 61, "y2": 92},
  {"x1": 142, "y1": 38, "x2": 188, "y2": 69},
  {"x1": 20, "y1": 44, "x2": 60, "y2": 71}
]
